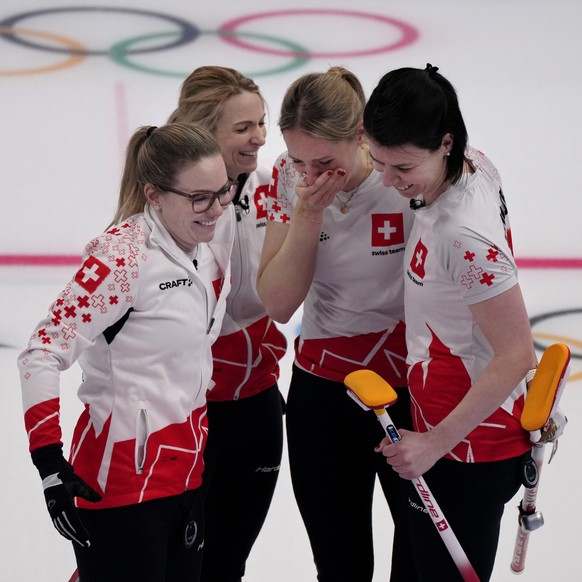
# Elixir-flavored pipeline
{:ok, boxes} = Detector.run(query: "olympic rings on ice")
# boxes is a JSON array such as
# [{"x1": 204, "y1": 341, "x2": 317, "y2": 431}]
[
  {"x1": 219, "y1": 9, "x2": 418, "y2": 58},
  {"x1": 0, "y1": 7, "x2": 199, "y2": 55},
  {"x1": 0, "y1": 6, "x2": 419, "y2": 77},
  {"x1": 109, "y1": 30, "x2": 310, "y2": 78},
  {"x1": 0, "y1": 25, "x2": 86, "y2": 75},
  {"x1": 530, "y1": 308, "x2": 582, "y2": 359}
]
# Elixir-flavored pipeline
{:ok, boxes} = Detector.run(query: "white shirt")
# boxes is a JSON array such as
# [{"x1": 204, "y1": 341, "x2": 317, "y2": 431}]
[
  {"x1": 268, "y1": 152, "x2": 413, "y2": 385},
  {"x1": 403, "y1": 147, "x2": 529, "y2": 462}
]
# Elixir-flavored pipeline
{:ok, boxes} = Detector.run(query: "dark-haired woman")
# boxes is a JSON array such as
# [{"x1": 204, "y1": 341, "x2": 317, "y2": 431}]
[{"x1": 365, "y1": 64, "x2": 536, "y2": 581}]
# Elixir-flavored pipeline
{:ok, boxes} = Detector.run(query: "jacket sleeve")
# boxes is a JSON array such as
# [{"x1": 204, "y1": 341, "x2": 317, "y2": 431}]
[
  {"x1": 267, "y1": 153, "x2": 296, "y2": 224},
  {"x1": 18, "y1": 228, "x2": 140, "y2": 453}
]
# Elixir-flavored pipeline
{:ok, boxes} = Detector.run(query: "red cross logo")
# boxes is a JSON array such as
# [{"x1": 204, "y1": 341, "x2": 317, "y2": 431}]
[
  {"x1": 480, "y1": 272, "x2": 495, "y2": 286},
  {"x1": 64, "y1": 306, "x2": 77, "y2": 319},
  {"x1": 77, "y1": 296, "x2": 89, "y2": 309},
  {"x1": 254, "y1": 184, "x2": 269, "y2": 219},
  {"x1": 371, "y1": 214, "x2": 404, "y2": 247},
  {"x1": 74, "y1": 256, "x2": 111, "y2": 294},
  {"x1": 410, "y1": 239, "x2": 428, "y2": 279},
  {"x1": 486, "y1": 248, "x2": 499, "y2": 262}
]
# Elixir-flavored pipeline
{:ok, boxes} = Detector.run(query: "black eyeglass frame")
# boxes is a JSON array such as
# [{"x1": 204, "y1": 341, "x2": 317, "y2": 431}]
[{"x1": 155, "y1": 179, "x2": 238, "y2": 213}]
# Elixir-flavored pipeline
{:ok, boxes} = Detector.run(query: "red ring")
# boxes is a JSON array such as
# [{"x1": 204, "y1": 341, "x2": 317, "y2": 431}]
[{"x1": 218, "y1": 9, "x2": 418, "y2": 58}]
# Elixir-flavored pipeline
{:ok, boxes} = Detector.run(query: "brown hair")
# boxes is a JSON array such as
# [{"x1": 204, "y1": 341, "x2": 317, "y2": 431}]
[
  {"x1": 167, "y1": 65, "x2": 264, "y2": 133},
  {"x1": 109, "y1": 123, "x2": 220, "y2": 226},
  {"x1": 279, "y1": 66, "x2": 366, "y2": 141}
]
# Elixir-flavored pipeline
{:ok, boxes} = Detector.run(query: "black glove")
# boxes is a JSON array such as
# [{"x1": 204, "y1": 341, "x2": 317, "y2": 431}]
[{"x1": 31, "y1": 444, "x2": 102, "y2": 547}]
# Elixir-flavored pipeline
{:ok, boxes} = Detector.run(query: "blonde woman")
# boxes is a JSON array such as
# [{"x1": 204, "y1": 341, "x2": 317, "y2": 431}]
[
  {"x1": 168, "y1": 66, "x2": 287, "y2": 581},
  {"x1": 257, "y1": 67, "x2": 417, "y2": 582}
]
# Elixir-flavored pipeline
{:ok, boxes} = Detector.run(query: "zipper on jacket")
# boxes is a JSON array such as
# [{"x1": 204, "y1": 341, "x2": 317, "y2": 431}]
[
  {"x1": 135, "y1": 401, "x2": 150, "y2": 475},
  {"x1": 234, "y1": 204, "x2": 242, "y2": 222},
  {"x1": 228, "y1": 178, "x2": 250, "y2": 311}
]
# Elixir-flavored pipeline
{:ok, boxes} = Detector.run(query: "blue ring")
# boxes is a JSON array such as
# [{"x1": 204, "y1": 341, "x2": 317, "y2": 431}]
[{"x1": 0, "y1": 7, "x2": 199, "y2": 56}]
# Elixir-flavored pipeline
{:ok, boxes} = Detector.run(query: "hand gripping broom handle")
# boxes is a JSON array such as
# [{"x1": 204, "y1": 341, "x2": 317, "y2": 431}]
[
  {"x1": 344, "y1": 370, "x2": 480, "y2": 582},
  {"x1": 510, "y1": 343, "x2": 571, "y2": 574}
]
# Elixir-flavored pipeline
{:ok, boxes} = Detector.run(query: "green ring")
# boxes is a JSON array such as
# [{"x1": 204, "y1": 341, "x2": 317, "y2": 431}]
[{"x1": 109, "y1": 29, "x2": 309, "y2": 78}]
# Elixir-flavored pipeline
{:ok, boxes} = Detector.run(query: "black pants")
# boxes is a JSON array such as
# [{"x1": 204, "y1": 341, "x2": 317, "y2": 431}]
[
  {"x1": 408, "y1": 455, "x2": 524, "y2": 582},
  {"x1": 286, "y1": 365, "x2": 419, "y2": 582},
  {"x1": 74, "y1": 489, "x2": 204, "y2": 582},
  {"x1": 200, "y1": 385, "x2": 284, "y2": 582}
]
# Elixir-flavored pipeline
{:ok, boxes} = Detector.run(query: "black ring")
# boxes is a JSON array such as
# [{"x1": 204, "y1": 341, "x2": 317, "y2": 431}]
[
  {"x1": 529, "y1": 307, "x2": 582, "y2": 358},
  {"x1": 0, "y1": 7, "x2": 199, "y2": 56}
]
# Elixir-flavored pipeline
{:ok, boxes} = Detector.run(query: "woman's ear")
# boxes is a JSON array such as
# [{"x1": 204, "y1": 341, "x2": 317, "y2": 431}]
[
  {"x1": 355, "y1": 122, "x2": 366, "y2": 146},
  {"x1": 441, "y1": 133, "x2": 454, "y2": 154},
  {"x1": 144, "y1": 183, "x2": 161, "y2": 208}
]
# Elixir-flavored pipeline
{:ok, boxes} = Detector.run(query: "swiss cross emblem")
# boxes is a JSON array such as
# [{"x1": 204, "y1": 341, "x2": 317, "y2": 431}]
[
  {"x1": 254, "y1": 184, "x2": 270, "y2": 219},
  {"x1": 410, "y1": 238, "x2": 428, "y2": 279},
  {"x1": 74, "y1": 256, "x2": 111, "y2": 293},
  {"x1": 371, "y1": 213, "x2": 404, "y2": 247}
]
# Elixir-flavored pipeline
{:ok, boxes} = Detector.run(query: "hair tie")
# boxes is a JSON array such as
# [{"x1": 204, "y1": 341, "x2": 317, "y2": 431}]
[
  {"x1": 146, "y1": 126, "x2": 157, "y2": 137},
  {"x1": 424, "y1": 63, "x2": 439, "y2": 77}
]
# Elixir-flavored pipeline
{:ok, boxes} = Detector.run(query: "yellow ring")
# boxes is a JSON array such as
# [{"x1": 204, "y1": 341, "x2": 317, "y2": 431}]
[{"x1": 0, "y1": 26, "x2": 86, "y2": 76}]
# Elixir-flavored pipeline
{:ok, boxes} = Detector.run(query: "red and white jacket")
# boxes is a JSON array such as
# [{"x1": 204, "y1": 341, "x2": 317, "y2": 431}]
[
  {"x1": 209, "y1": 164, "x2": 287, "y2": 401},
  {"x1": 18, "y1": 204, "x2": 235, "y2": 509}
]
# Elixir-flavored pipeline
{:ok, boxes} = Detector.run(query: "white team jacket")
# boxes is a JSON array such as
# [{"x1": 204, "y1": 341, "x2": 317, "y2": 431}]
[
  {"x1": 19, "y1": 204, "x2": 235, "y2": 509},
  {"x1": 210, "y1": 165, "x2": 287, "y2": 401}
]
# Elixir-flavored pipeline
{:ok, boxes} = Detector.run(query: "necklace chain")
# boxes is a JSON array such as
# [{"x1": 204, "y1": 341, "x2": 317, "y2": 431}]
[{"x1": 336, "y1": 149, "x2": 372, "y2": 214}]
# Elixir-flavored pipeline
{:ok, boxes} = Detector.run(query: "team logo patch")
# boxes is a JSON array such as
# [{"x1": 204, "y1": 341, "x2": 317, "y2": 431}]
[
  {"x1": 74, "y1": 256, "x2": 111, "y2": 293},
  {"x1": 410, "y1": 238, "x2": 428, "y2": 279},
  {"x1": 371, "y1": 213, "x2": 405, "y2": 247},
  {"x1": 254, "y1": 183, "x2": 270, "y2": 219},
  {"x1": 183, "y1": 519, "x2": 199, "y2": 549}
]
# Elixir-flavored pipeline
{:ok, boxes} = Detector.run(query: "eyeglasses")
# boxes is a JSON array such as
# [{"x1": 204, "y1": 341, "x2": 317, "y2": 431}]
[{"x1": 156, "y1": 179, "x2": 238, "y2": 213}]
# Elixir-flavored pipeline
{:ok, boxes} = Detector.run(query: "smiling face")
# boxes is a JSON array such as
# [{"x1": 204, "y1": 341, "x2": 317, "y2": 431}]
[
  {"x1": 213, "y1": 91, "x2": 266, "y2": 179},
  {"x1": 283, "y1": 127, "x2": 365, "y2": 190},
  {"x1": 368, "y1": 134, "x2": 453, "y2": 205},
  {"x1": 145, "y1": 154, "x2": 228, "y2": 251}
]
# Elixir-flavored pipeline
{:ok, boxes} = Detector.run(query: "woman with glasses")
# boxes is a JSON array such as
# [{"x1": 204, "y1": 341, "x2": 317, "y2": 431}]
[
  {"x1": 257, "y1": 67, "x2": 417, "y2": 582},
  {"x1": 18, "y1": 122, "x2": 236, "y2": 582},
  {"x1": 167, "y1": 66, "x2": 287, "y2": 581}
]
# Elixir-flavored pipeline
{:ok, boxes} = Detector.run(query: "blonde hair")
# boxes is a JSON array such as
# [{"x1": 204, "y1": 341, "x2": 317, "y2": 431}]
[
  {"x1": 167, "y1": 65, "x2": 264, "y2": 133},
  {"x1": 109, "y1": 123, "x2": 220, "y2": 227},
  {"x1": 279, "y1": 66, "x2": 366, "y2": 141}
]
